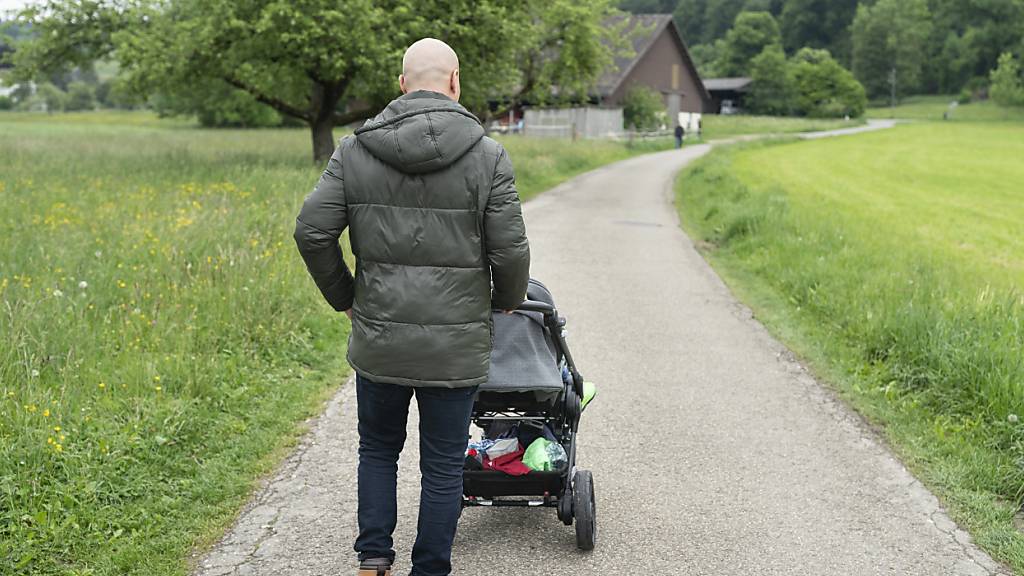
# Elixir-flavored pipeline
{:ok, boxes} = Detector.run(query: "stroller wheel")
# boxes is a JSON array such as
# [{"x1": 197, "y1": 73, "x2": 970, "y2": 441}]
[
  {"x1": 573, "y1": 470, "x2": 596, "y2": 550},
  {"x1": 557, "y1": 485, "x2": 574, "y2": 526}
]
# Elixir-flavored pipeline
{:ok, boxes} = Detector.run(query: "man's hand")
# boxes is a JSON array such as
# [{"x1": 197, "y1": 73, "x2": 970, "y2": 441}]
[
  {"x1": 503, "y1": 310, "x2": 515, "y2": 315},
  {"x1": 344, "y1": 309, "x2": 353, "y2": 320}
]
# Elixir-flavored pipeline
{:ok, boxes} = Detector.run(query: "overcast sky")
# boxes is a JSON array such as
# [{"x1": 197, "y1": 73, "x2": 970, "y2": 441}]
[{"x1": 0, "y1": 0, "x2": 32, "y2": 13}]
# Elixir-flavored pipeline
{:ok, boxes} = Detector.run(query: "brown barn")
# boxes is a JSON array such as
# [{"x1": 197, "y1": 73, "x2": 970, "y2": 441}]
[{"x1": 596, "y1": 14, "x2": 711, "y2": 122}]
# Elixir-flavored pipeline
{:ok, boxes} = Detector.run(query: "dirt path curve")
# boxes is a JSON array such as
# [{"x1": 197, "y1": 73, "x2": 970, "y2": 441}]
[{"x1": 194, "y1": 119, "x2": 1006, "y2": 576}]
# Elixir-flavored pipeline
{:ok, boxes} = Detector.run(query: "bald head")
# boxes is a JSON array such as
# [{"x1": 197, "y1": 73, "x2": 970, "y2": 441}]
[{"x1": 400, "y1": 38, "x2": 461, "y2": 101}]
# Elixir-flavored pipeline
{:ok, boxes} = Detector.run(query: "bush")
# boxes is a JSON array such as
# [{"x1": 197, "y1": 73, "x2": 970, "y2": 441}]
[
  {"x1": 622, "y1": 85, "x2": 665, "y2": 131},
  {"x1": 791, "y1": 48, "x2": 867, "y2": 118},
  {"x1": 0, "y1": 95, "x2": 12, "y2": 110},
  {"x1": 990, "y1": 52, "x2": 1024, "y2": 108},
  {"x1": 35, "y1": 82, "x2": 67, "y2": 113},
  {"x1": 65, "y1": 81, "x2": 97, "y2": 112}
]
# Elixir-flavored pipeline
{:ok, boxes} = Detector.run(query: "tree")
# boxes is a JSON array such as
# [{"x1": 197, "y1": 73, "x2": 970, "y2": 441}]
[
  {"x1": 780, "y1": 0, "x2": 859, "y2": 63},
  {"x1": 990, "y1": 52, "x2": 1024, "y2": 107},
  {"x1": 718, "y1": 11, "x2": 781, "y2": 76},
  {"x1": 927, "y1": 0, "x2": 1024, "y2": 88},
  {"x1": 790, "y1": 47, "x2": 866, "y2": 118},
  {"x1": 689, "y1": 40, "x2": 726, "y2": 78},
  {"x1": 748, "y1": 44, "x2": 793, "y2": 115},
  {"x1": 65, "y1": 81, "x2": 96, "y2": 111},
  {"x1": 674, "y1": 0, "x2": 747, "y2": 46},
  {"x1": 622, "y1": 85, "x2": 664, "y2": 130},
  {"x1": 8, "y1": 0, "x2": 623, "y2": 164},
  {"x1": 851, "y1": 0, "x2": 933, "y2": 102},
  {"x1": 618, "y1": 0, "x2": 677, "y2": 12}
]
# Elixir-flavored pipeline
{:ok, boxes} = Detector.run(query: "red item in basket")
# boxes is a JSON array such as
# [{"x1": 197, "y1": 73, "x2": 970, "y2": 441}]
[{"x1": 483, "y1": 447, "x2": 531, "y2": 476}]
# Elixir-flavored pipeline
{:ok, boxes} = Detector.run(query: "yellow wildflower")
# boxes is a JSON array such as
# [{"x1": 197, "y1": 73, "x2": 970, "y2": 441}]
[
  {"x1": 43, "y1": 408, "x2": 50, "y2": 417},
  {"x1": 98, "y1": 382, "x2": 106, "y2": 390}
]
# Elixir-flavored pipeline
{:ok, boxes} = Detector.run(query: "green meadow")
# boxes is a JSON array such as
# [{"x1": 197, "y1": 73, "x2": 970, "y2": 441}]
[
  {"x1": 699, "y1": 114, "x2": 864, "y2": 140},
  {"x1": 676, "y1": 122, "x2": 1024, "y2": 570},
  {"x1": 0, "y1": 112, "x2": 668, "y2": 575},
  {"x1": 867, "y1": 95, "x2": 1024, "y2": 123}
]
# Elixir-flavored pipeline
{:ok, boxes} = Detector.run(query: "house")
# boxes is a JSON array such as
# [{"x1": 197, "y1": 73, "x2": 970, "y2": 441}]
[
  {"x1": 596, "y1": 14, "x2": 712, "y2": 123},
  {"x1": 703, "y1": 77, "x2": 753, "y2": 114}
]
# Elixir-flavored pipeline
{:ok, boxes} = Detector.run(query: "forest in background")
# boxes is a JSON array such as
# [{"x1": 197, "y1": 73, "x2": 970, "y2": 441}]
[{"x1": 620, "y1": 0, "x2": 1024, "y2": 103}]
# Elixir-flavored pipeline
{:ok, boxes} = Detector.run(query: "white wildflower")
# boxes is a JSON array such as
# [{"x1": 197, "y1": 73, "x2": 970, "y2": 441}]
[
  {"x1": 52, "y1": 289, "x2": 63, "y2": 297},
  {"x1": 30, "y1": 369, "x2": 40, "y2": 378},
  {"x1": 1009, "y1": 414, "x2": 1019, "y2": 424},
  {"x1": 78, "y1": 281, "x2": 88, "y2": 289}
]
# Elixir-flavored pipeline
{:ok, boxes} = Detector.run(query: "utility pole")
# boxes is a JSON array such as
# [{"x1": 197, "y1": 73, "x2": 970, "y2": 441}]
[{"x1": 889, "y1": 67, "x2": 897, "y2": 110}]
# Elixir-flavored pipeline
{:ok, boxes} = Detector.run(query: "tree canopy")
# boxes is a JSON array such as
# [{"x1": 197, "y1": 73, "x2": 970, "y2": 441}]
[
  {"x1": 718, "y1": 11, "x2": 781, "y2": 76},
  {"x1": 851, "y1": 0, "x2": 933, "y2": 101},
  {"x1": 7, "y1": 0, "x2": 624, "y2": 163},
  {"x1": 623, "y1": 0, "x2": 1024, "y2": 102}
]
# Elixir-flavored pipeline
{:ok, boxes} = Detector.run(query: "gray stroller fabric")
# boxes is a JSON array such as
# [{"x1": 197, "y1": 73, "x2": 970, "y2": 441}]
[{"x1": 481, "y1": 279, "x2": 564, "y2": 401}]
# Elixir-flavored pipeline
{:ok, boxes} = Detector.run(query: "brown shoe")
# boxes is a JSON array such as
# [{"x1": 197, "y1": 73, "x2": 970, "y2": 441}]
[{"x1": 358, "y1": 558, "x2": 391, "y2": 576}]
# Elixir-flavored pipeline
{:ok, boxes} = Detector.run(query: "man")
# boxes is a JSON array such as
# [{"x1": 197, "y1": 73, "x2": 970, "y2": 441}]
[
  {"x1": 293, "y1": 38, "x2": 530, "y2": 576},
  {"x1": 674, "y1": 123, "x2": 685, "y2": 148}
]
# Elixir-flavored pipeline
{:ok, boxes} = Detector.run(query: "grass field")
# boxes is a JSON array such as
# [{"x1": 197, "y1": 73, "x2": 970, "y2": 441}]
[
  {"x1": 867, "y1": 95, "x2": 1024, "y2": 122},
  {"x1": 0, "y1": 111, "x2": 669, "y2": 575},
  {"x1": 699, "y1": 114, "x2": 864, "y2": 140},
  {"x1": 675, "y1": 122, "x2": 1024, "y2": 571}
]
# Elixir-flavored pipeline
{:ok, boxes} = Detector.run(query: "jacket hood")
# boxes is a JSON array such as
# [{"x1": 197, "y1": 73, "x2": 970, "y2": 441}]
[{"x1": 355, "y1": 91, "x2": 485, "y2": 175}]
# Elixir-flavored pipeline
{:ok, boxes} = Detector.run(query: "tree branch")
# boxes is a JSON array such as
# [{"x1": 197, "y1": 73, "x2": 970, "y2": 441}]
[
  {"x1": 332, "y1": 106, "x2": 375, "y2": 126},
  {"x1": 223, "y1": 75, "x2": 311, "y2": 121}
]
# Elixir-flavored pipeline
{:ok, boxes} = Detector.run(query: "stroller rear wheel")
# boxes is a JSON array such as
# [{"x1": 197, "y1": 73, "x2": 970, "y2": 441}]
[{"x1": 573, "y1": 470, "x2": 596, "y2": 550}]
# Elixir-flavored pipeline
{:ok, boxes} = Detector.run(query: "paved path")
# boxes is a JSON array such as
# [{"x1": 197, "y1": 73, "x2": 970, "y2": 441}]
[{"x1": 195, "y1": 122, "x2": 1006, "y2": 576}]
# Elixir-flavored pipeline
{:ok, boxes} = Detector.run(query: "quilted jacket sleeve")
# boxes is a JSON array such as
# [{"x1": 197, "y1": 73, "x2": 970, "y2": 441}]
[
  {"x1": 485, "y1": 144, "x2": 531, "y2": 311},
  {"x1": 293, "y1": 142, "x2": 355, "y2": 312}
]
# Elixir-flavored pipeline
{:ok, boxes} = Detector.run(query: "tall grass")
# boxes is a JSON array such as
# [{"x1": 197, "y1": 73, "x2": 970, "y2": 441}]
[
  {"x1": 676, "y1": 124, "x2": 1024, "y2": 570},
  {"x1": 0, "y1": 112, "x2": 673, "y2": 575}
]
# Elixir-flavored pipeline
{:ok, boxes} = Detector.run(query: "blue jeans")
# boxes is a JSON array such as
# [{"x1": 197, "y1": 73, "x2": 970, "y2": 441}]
[{"x1": 354, "y1": 374, "x2": 477, "y2": 576}]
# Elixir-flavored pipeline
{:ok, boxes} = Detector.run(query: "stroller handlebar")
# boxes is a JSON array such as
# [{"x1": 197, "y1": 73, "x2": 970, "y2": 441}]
[{"x1": 510, "y1": 300, "x2": 555, "y2": 315}]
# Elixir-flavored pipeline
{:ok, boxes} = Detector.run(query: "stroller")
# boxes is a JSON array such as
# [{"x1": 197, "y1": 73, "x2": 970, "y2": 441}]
[{"x1": 462, "y1": 279, "x2": 597, "y2": 550}]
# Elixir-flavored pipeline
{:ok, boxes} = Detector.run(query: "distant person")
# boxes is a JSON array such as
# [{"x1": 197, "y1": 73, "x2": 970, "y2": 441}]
[
  {"x1": 674, "y1": 123, "x2": 685, "y2": 148},
  {"x1": 293, "y1": 38, "x2": 531, "y2": 576}
]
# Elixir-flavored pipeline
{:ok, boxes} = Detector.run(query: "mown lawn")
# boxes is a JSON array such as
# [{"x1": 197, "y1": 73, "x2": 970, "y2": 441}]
[
  {"x1": 867, "y1": 94, "x2": 1024, "y2": 122},
  {"x1": 699, "y1": 114, "x2": 864, "y2": 140},
  {"x1": 0, "y1": 111, "x2": 664, "y2": 575},
  {"x1": 676, "y1": 122, "x2": 1024, "y2": 571}
]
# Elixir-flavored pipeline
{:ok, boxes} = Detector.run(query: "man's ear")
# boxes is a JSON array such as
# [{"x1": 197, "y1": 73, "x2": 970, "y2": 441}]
[
  {"x1": 450, "y1": 69, "x2": 461, "y2": 100},
  {"x1": 399, "y1": 74, "x2": 408, "y2": 94}
]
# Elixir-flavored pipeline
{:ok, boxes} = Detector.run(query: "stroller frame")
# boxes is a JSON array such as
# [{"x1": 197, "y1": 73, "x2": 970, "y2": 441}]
[{"x1": 462, "y1": 300, "x2": 597, "y2": 550}]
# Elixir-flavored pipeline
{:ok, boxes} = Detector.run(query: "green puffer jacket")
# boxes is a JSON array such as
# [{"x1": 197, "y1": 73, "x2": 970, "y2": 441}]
[{"x1": 294, "y1": 90, "x2": 530, "y2": 388}]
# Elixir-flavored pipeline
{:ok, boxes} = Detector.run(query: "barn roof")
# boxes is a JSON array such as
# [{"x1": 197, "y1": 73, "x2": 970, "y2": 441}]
[
  {"x1": 596, "y1": 14, "x2": 711, "y2": 103},
  {"x1": 703, "y1": 77, "x2": 753, "y2": 92}
]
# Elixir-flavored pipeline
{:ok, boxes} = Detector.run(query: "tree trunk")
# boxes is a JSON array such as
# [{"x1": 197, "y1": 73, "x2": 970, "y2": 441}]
[
  {"x1": 311, "y1": 114, "x2": 335, "y2": 166},
  {"x1": 310, "y1": 81, "x2": 341, "y2": 165}
]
